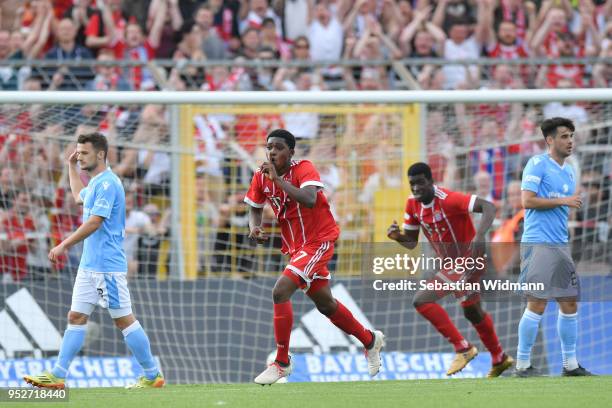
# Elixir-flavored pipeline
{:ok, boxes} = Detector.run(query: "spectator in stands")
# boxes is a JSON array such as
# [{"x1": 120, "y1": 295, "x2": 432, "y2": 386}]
[
  {"x1": 194, "y1": 4, "x2": 228, "y2": 60},
  {"x1": 0, "y1": 167, "x2": 17, "y2": 212},
  {"x1": 241, "y1": 0, "x2": 282, "y2": 36},
  {"x1": 439, "y1": 20, "x2": 480, "y2": 89},
  {"x1": 64, "y1": 0, "x2": 100, "y2": 47},
  {"x1": 492, "y1": 0, "x2": 536, "y2": 45},
  {"x1": 117, "y1": 6, "x2": 167, "y2": 90},
  {"x1": 291, "y1": 35, "x2": 311, "y2": 61},
  {"x1": 236, "y1": 27, "x2": 261, "y2": 60},
  {"x1": 10, "y1": 0, "x2": 53, "y2": 60},
  {"x1": 137, "y1": 202, "x2": 170, "y2": 279},
  {"x1": 274, "y1": 69, "x2": 322, "y2": 140},
  {"x1": 213, "y1": 192, "x2": 253, "y2": 274},
  {"x1": 209, "y1": 0, "x2": 241, "y2": 49},
  {"x1": 432, "y1": 0, "x2": 477, "y2": 33},
  {"x1": 84, "y1": 0, "x2": 124, "y2": 54},
  {"x1": 1, "y1": 191, "x2": 36, "y2": 281},
  {"x1": 148, "y1": 0, "x2": 184, "y2": 59},
  {"x1": 115, "y1": 105, "x2": 171, "y2": 196},
  {"x1": 542, "y1": 78, "x2": 589, "y2": 128},
  {"x1": 260, "y1": 17, "x2": 290, "y2": 60},
  {"x1": 343, "y1": 0, "x2": 376, "y2": 39},
  {"x1": 307, "y1": 0, "x2": 344, "y2": 62},
  {"x1": 399, "y1": 6, "x2": 445, "y2": 60},
  {"x1": 276, "y1": 0, "x2": 309, "y2": 41},
  {"x1": 593, "y1": 42, "x2": 612, "y2": 87},
  {"x1": 491, "y1": 179, "x2": 524, "y2": 276},
  {"x1": 45, "y1": 17, "x2": 94, "y2": 90},
  {"x1": 47, "y1": 17, "x2": 94, "y2": 61},
  {"x1": 86, "y1": 52, "x2": 132, "y2": 91},
  {"x1": 473, "y1": 170, "x2": 495, "y2": 203},
  {"x1": 352, "y1": 15, "x2": 402, "y2": 61},
  {"x1": 479, "y1": 1, "x2": 531, "y2": 60},
  {"x1": 124, "y1": 186, "x2": 155, "y2": 278}
]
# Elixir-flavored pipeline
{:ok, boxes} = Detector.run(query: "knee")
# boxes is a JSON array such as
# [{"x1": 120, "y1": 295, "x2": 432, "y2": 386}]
[
  {"x1": 559, "y1": 301, "x2": 577, "y2": 314},
  {"x1": 413, "y1": 296, "x2": 430, "y2": 309},
  {"x1": 272, "y1": 287, "x2": 290, "y2": 304},
  {"x1": 463, "y1": 305, "x2": 485, "y2": 324},
  {"x1": 67, "y1": 311, "x2": 88, "y2": 325},
  {"x1": 316, "y1": 298, "x2": 337, "y2": 317}
]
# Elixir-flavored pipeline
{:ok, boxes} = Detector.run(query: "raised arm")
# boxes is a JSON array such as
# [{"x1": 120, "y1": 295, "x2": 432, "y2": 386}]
[
  {"x1": 147, "y1": 0, "x2": 167, "y2": 49},
  {"x1": 67, "y1": 150, "x2": 86, "y2": 205}
]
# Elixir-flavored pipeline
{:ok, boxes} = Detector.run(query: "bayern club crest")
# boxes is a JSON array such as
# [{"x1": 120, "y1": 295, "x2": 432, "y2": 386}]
[{"x1": 433, "y1": 212, "x2": 443, "y2": 222}]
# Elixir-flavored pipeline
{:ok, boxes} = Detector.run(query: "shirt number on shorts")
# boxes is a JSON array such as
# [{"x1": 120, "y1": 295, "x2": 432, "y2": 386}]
[{"x1": 292, "y1": 250, "x2": 308, "y2": 263}]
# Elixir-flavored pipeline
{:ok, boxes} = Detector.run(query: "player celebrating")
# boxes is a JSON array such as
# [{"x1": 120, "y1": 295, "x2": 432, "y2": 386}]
[
  {"x1": 387, "y1": 162, "x2": 513, "y2": 377},
  {"x1": 514, "y1": 117, "x2": 593, "y2": 377},
  {"x1": 24, "y1": 133, "x2": 164, "y2": 389},
  {"x1": 246, "y1": 129, "x2": 385, "y2": 385}
]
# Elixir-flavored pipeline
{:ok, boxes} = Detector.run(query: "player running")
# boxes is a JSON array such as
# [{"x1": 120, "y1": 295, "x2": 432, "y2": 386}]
[
  {"x1": 245, "y1": 129, "x2": 384, "y2": 385},
  {"x1": 24, "y1": 133, "x2": 164, "y2": 389},
  {"x1": 514, "y1": 117, "x2": 593, "y2": 377},
  {"x1": 387, "y1": 162, "x2": 513, "y2": 377}
]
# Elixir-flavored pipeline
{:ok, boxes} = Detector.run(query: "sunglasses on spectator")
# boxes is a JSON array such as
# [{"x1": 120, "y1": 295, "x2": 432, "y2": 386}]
[{"x1": 294, "y1": 43, "x2": 309, "y2": 49}]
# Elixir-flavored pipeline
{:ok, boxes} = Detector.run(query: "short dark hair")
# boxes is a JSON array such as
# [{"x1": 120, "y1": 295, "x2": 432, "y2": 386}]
[
  {"x1": 78, "y1": 132, "x2": 108, "y2": 160},
  {"x1": 267, "y1": 129, "x2": 296, "y2": 149},
  {"x1": 540, "y1": 117, "x2": 575, "y2": 140},
  {"x1": 407, "y1": 162, "x2": 433, "y2": 181}
]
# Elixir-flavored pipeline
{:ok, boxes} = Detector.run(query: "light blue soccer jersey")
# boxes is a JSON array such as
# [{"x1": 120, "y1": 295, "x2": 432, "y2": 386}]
[
  {"x1": 521, "y1": 153, "x2": 576, "y2": 243},
  {"x1": 78, "y1": 168, "x2": 127, "y2": 272}
]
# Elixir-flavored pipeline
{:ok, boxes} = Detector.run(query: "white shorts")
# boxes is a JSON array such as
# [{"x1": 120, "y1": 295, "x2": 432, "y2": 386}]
[{"x1": 71, "y1": 269, "x2": 132, "y2": 318}]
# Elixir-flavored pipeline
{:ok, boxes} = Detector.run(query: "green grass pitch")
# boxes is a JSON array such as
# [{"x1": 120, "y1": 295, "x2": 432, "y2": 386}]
[{"x1": 10, "y1": 376, "x2": 612, "y2": 408}]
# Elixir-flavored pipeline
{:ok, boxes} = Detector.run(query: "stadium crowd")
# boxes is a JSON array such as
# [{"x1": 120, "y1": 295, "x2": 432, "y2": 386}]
[{"x1": 0, "y1": 0, "x2": 610, "y2": 280}]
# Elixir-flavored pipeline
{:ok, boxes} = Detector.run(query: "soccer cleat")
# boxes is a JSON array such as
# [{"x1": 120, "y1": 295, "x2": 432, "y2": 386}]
[
  {"x1": 562, "y1": 365, "x2": 595, "y2": 377},
  {"x1": 446, "y1": 345, "x2": 478, "y2": 376},
  {"x1": 23, "y1": 372, "x2": 65, "y2": 389},
  {"x1": 365, "y1": 330, "x2": 385, "y2": 377},
  {"x1": 487, "y1": 354, "x2": 514, "y2": 378},
  {"x1": 254, "y1": 359, "x2": 293, "y2": 385},
  {"x1": 125, "y1": 373, "x2": 165, "y2": 389},
  {"x1": 513, "y1": 366, "x2": 541, "y2": 377}
]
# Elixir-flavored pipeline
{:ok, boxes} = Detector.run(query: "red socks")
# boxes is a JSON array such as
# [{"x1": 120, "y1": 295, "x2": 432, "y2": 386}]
[
  {"x1": 273, "y1": 301, "x2": 293, "y2": 365},
  {"x1": 472, "y1": 313, "x2": 504, "y2": 364},
  {"x1": 328, "y1": 300, "x2": 374, "y2": 348},
  {"x1": 416, "y1": 303, "x2": 469, "y2": 352}
]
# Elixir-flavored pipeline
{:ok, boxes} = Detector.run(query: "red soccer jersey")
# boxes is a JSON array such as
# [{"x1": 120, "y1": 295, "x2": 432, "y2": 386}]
[
  {"x1": 403, "y1": 186, "x2": 477, "y2": 256},
  {"x1": 244, "y1": 160, "x2": 339, "y2": 255}
]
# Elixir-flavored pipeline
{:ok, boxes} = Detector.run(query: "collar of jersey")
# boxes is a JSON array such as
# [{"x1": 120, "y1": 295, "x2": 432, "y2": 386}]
[
  {"x1": 89, "y1": 167, "x2": 111, "y2": 183},
  {"x1": 547, "y1": 154, "x2": 568, "y2": 170}
]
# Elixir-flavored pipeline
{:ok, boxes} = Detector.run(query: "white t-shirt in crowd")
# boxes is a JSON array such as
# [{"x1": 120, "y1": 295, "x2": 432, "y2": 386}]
[
  {"x1": 308, "y1": 17, "x2": 344, "y2": 61},
  {"x1": 442, "y1": 36, "x2": 480, "y2": 89}
]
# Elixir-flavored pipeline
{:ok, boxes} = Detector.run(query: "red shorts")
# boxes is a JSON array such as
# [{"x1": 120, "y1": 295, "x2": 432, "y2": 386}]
[
  {"x1": 282, "y1": 241, "x2": 334, "y2": 293},
  {"x1": 429, "y1": 265, "x2": 483, "y2": 307}
]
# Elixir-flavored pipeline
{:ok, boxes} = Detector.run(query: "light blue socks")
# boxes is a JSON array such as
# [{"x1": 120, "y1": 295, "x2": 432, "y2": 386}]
[
  {"x1": 516, "y1": 309, "x2": 542, "y2": 370},
  {"x1": 558, "y1": 311, "x2": 578, "y2": 370},
  {"x1": 122, "y1": 321, "x2": 159, "y2": 380},
  {"x1": 52, "y1": 324, "x2": 87, "y2": 378}
]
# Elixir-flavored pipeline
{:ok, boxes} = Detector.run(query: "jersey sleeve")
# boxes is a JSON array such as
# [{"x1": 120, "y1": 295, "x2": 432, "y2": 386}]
[
  {"x1": 296, "y1": 161, "x2": 325, "y2": 189},
  {"x1": 402, "y1": 199, "x2": 420, "y2": 231},
  {"x1": 244, "y1": 171, "x2": 266, "y2": 208},
  {"x1": 90, "y1": 182, "x2": 116, "y2": 219},
  {"x1": 446, "y1": 191, "x2": 477, "y2": 213},
  {"x1": 521, "y1": 157, "x2": 544, "y2": 193}
]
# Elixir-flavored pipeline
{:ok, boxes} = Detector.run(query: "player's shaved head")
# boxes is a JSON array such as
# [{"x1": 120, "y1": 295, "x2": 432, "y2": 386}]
[{"x1": 267, "y1": 129, "x2": 296, "y2": 149}]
